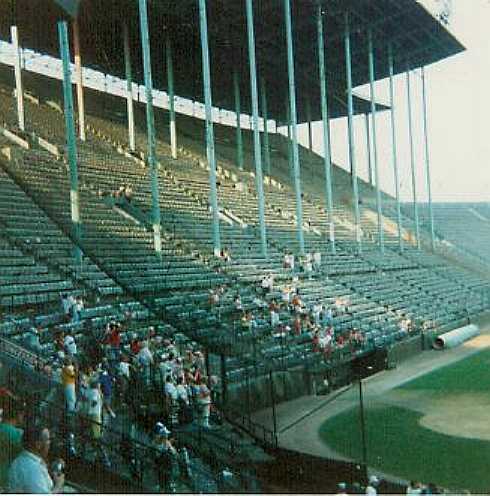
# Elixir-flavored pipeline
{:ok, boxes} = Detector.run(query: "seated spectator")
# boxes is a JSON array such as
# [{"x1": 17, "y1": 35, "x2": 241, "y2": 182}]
[
  {"x1": 124, "y1": 184, "x2": 133, "y2": 202},
  {"x1": 407, "y1": 481, "x2": 423, "y2": 495},
  {"x1": 312, "y1": 303, "x2": 322, "y2": 326},
  {"x1": 233, "y1": 294, "x2": 243, "y2": 314},
  {"x1": 270, "y1": 307, "x2": 280, "y2": 328},
  {"x1": 8, "y1": 421, "x2": 64, "y2": 494},
  {"x1": 291, "y1": 292, "x2": 303, "y2": 313},
  {"x1": 366, "y1": 475, "x2": 379, "y2": 495},
  {"x1": 261, "y1": 274, "x2": 273, "y2": 294},
  {"x1": 67, "y1": 294, "x2": 77, "y2": 320},
  {"x1": 25, "y1": 327, "x2": 42, "y2": 355},
  {"x1": 0, "y1": 394, "x2": 25, "y2": 490},
  {"x1": 60, "y1": 294, "x2": 71, "y2": 319},
  {"x1": 220, "y1": 248, "x2": 231, "y2": 263},
  {"x1": 313, "y1": 250, "x2": 322, "y2": 271},
  {"x1": 209, "y1": 289, "x2": 220, "y2": 308},
  {"x1": 293, "y1": 315, "x2": 302, "y2": 336},
  {"x1": 72, "y1": 296, "x2": 84, "y2": 323}
]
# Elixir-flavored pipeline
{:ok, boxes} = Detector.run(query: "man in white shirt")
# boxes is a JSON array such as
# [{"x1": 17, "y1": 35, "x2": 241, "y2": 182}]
[
  {"x1": 63, "y1": 334, "x2": 77, "y2": 357},
  {"x1": 164, "y1": 377, "x2": 179, "y2": 403},
  {"x1": 8, "y1": 423, "x2": 64, "y2": 494},
  {"x1": 366, "y1": 475, "x2": 379, "y2": 496},
  {"x1": 86, "y1": 381, "x2": 103, "y2": 440}
]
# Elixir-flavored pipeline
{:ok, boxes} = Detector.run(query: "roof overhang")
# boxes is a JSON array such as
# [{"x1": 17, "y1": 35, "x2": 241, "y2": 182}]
[{"x1": 0, "y1": 0, "x2": 464, "y2": 124}]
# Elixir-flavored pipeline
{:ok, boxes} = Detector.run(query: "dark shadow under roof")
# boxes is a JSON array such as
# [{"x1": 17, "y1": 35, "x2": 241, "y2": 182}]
[{"x1": 0, "y1": 0, "x2": 464, "y2": 124}]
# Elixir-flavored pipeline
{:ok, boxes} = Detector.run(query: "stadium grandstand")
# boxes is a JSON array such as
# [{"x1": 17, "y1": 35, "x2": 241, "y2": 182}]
[{"x1": 0, "y1": 0, "x2": 488, "y2": 493}]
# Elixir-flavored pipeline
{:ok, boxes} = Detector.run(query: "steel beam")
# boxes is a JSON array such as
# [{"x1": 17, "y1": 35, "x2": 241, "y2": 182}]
[
  {"x1": 198, "y1": 0, "x2": 221, "y2": 255},
  {"x1": 345, "y1": 13, "x2": 362, "y2": 253},
  {"x1": 406, "y1": 68, "x2": 421, "y2": 250},
  {"x1": 284, "y1": 0, "x2": 305, "y2": 255},
  {"x1": 138, "y1": 0, "x2": 162, "y2": 253},
  {"x1": 368, "y1": 31, "x2": 384, "y2": 253},
  {"x1": 246, "y1": 0, "x2": 268, "y2": 258},
  {"x1": 316, "y1": 4, "x2": 336, "y2": 254},
  {"x1": 58, "y1": 21, "x2": 82, "y2": 267}
]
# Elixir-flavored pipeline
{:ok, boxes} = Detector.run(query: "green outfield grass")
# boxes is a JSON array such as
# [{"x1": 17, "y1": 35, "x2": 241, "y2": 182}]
[{"x1": 319, "y1": 349, "x2": 490, "y2": 493}]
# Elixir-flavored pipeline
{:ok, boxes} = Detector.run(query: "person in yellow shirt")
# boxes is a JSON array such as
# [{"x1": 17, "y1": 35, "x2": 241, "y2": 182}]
[{"x1": 61, "y1": 359, "x2": 77, "y2": 413}]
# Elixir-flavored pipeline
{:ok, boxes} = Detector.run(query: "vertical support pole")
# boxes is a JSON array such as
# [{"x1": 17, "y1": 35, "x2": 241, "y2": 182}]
[
  {"x1": 316, "y1": 4, "x2": 335, "y2": 254},
  {"x1": 246, "y1": 0, "x2": 268, "y2": 258},
  {"x1": 358, "y1": 378, "x2": 368, "y2": 481},
  {"x1": 368, "y1": 31, "x2": 384, "y2": 254},
  {"x1": 284, "y1": 0, "x2": 305, "y2": 255},
  {"x1": 138, "y1": 0, "x2": 162, "y2": 254},
  {"x1": 388, "y1": 46, "x2": 403, "y2": 252},
  {"x1": 364, "y1": 114, "x2": 373, "y2": 186},
  {"x1": 344, "y1": 12, "x2": 362, "y2": 253},
  {"x1": 406, "y1": 67, "x2": 421, "y2": 250},
  {"x1": 123, "y1": 21, "x2": 136, "y2": 152},
  {"x1": 233, "y1": 70, "x2": 244, "y2": 171},
  {"x1": 199, "y1": 0, "x2": 221, "y2": 256},
  {"x1": 220, "y1": 354, "x2": 227, "y2": 405},
  {"x1": 286, "y1": 99, "x2": 293, "y2": 180},
  {"x1": 261, "y1": 78, "x2": 271, "y2": 175},
  {"x1": 58, "y1": 21, "x2": 82, "y2": 267},
  {"x1": 10, "y1": 26, "x2": 25, "y2": 132},
  {"x1": 72, "y1": 19, "x2": 85, "y2": 141},
  {"x1": 421, "y1": 67, "x2": 435, "y2": 252},
  {"x1": 306, "y1": 98, "x2": 313, "y2": 151},
  {"x1": 269, "y1": 370, "x2": 278, "y2": 437},
  {"x1": 166, "y1": 33, "x2": 177, "y2": 159}
]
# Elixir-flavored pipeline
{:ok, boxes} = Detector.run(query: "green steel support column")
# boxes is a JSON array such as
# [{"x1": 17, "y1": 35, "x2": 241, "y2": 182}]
[
  {"x1": 286, "y1": 99, "x2": 293, "y2": 180},
  {"x1": 316, "y1": 4, "x2": 336, "y2": 254},
  {"x1": 406, "y1": 68, "x2": 421, "y2": 250},
  {"x1": 123, "y1": 22, "x2": 136, "y2": 152},
  {"x1": 421, "y1": 67, "x2": 435, "y2": 252},
  {"x1": 344, "y1": 12, "x2": 362, "y2": 253},
  {"x1": 233, "y1": 70, "x2": 244, "y2": 171},
  {"x1": 306, "y1": 98, "x2": 313, "y2": 151},
  {"x1": 58, "y1": 21, "x2": 82, "y2": 267},
  {"x1": 246, "y1": 0, "x2": 268, "y2": 258},
  {"x1": 260, "y1": 78, "x2": 271, "y2": 176},
  {"x1": 198, "y1": 0, "x2": 221, "y2": 255},
  {"x1": 368, "y1": 31, "x2": 384, "y2": 254},
  {"x1": 10, "y1": 26, "x2": 25, "y2": 132},
  {"x1": 388, "y1": 46, "x2": 403, "y2": 252},
  {"x1": 364, "y1": 114, "x2": 373, "y2": 186},
  {"x1": 72, "y1": 20, "x2": 86, "y2": 141},
  {"x1": 284, "y1": 0, "x2": 305, "y2": 255},
  {"x1": 166, "y1": 34, "x2": 177, "y2": 159},
  {"x1": 138, "y1": 0, "x2": 162, "y2": 254}
]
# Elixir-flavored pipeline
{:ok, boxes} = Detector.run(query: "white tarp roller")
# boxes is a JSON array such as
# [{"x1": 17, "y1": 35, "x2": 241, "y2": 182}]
[{"x1": 433, "y1": 324, "x2": 479, "y2": 350}]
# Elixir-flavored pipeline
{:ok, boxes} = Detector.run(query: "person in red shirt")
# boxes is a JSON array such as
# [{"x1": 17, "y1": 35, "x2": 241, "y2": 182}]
[
  {"x1": 107, "y1": 327, "x2": 121, "y2": 348},
  {"x1": 130, "y1": 339, "x2": 141, "y2": 355}
]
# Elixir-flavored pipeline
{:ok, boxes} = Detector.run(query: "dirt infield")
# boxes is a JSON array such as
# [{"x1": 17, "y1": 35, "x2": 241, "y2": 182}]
[{"x1": 380, "y1": 389, "x2": 490, "y2": 441}]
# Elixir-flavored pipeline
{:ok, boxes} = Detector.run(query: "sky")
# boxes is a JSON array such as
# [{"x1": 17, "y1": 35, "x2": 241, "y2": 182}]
[{"x1": 296, "y1": 0, "x2": 490, "y2": 203}]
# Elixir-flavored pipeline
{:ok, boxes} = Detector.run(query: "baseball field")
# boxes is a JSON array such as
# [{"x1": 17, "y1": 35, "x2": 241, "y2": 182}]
[{"x1": 319, "y1": 347, "x2": 490, "y2": 493}]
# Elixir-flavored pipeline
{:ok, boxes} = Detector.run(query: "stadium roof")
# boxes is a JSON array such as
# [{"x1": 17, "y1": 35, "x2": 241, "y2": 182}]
[{"x1": 0, "y1": 0, "x2": 464, "y2": 125}]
